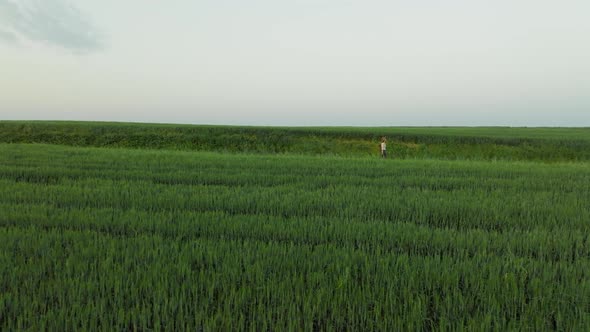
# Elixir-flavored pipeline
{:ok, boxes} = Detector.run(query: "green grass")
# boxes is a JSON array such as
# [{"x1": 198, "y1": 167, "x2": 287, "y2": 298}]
[
  {"x1": 1, "y1": 142, "x2": 589, "y2": 330},
  {"x1": 2, "y1": 120, "x2": 590, "y2": 161}
]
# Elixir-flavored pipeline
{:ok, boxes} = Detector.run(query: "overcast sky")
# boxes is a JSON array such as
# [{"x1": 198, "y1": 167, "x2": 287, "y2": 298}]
[{"x1": 1, "y1": 0, "x2": 589, "y2": 126}]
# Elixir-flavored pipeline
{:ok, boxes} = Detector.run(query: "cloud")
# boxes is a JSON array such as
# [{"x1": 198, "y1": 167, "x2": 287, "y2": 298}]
[
  {"x1": 0, "y1": 27, "x2": 16, "y2": 43},
  {"x1": 0, "y1": 0, "x2": 102, "y2": 52}
]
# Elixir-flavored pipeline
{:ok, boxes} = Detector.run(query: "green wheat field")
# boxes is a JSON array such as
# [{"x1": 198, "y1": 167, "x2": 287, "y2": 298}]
[{"x1": 1, "y1": 121, "x2": 589, "y2": 330}]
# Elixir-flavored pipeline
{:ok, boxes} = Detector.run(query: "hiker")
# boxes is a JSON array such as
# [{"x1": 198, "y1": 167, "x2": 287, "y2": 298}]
[{"x1": 380, "y1": 137, "x2": 387, "y2": 158}]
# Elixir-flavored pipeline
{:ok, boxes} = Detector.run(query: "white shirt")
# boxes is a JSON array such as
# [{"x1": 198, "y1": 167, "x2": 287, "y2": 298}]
[{"x1": 381, "y1": 142, "x2": 386, "y2": 151}]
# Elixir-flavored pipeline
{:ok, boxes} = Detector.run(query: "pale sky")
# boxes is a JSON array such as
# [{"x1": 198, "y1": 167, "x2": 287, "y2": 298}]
[{"x1": 1, "y1": 0, "x2": 589, "y2": 126}]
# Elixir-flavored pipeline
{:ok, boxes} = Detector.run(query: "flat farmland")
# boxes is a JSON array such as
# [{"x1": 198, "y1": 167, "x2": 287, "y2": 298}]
[{"x1": 1, "y1": 127, "x2": 590, "y2": 330}]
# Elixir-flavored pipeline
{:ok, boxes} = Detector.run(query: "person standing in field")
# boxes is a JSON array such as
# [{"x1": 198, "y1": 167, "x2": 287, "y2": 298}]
[{"x1": 380, "y1": 137, "x2": 387, "y2": 158}]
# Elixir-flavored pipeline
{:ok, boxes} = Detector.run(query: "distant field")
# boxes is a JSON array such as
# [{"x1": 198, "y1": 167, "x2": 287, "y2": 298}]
[
  {"x1": 1, "y1": 121, "x2": 590, "y2": 161},
  {"x1": 1, "y1": 140, "x2": 589, "y2": 330}
]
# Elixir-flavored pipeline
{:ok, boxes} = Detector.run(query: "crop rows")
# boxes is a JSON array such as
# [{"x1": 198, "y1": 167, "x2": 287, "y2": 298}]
[{"x1": 1, "y1": 143, "x2": 589, "y2": 330}]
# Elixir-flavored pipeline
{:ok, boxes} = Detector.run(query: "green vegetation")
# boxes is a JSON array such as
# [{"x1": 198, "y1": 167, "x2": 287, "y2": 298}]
[
  {"x1": 1, "y1": 120, "x2": 590, "y2": 161},
  {"x1": 1, "y1": 138, "x2": 589, "y2": 330}
]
